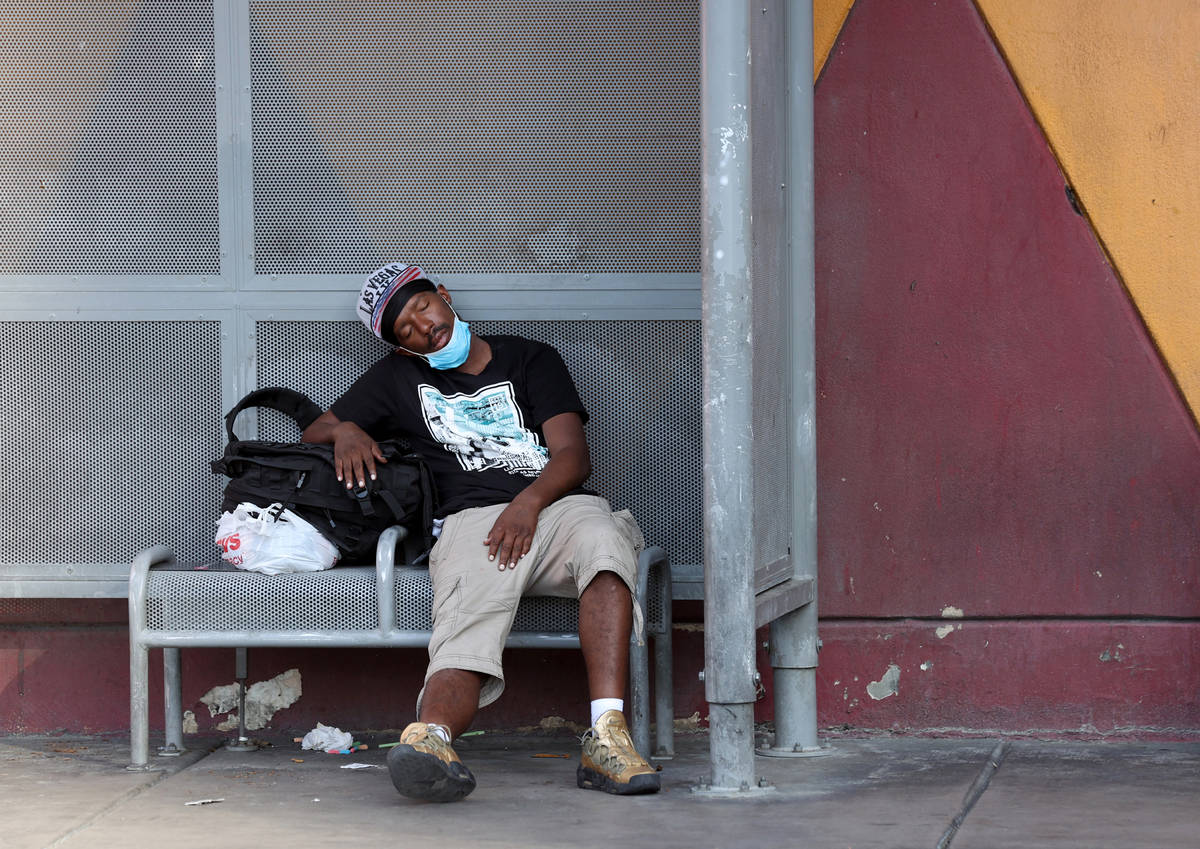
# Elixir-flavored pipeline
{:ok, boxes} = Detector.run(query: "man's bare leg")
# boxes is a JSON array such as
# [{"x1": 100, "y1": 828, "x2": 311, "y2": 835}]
[
  {"x1": 576, "y1": 571, "x2": 660, "y2": 795},
  {"x1": 419, "y1": 669, "x2": 485, "y2": 738},
  {"x1": 578, "y1": 571, "x2": 632, "y2": 699},
  {"x1": 388, "y1": 668, "x2": 484, "y2": 802}
]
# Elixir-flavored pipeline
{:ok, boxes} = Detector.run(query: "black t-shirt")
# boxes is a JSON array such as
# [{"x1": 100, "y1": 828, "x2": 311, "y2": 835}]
[{"x1": 330, "y1": 335, "x2": 590, "y2": 517}]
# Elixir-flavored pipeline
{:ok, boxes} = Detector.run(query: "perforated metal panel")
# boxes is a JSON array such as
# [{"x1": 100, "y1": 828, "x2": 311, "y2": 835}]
[
  {"x1": 254, "y1": 319, "x2": 703, "y2": 566},
  {"x1": 148, "y1": 567, "x2": 380, "y2": 631},
  {"x1": 750, "y1": 2, "x2": 792, "y2": 590},
  {"x1": 145, "y1": 565, "x2": 664, "y2": 635},
  {"x1": 0, "y1": 3, "x2": 219, "y2": 274},
  {"x1": 248, "y1": 1, "x2": 700, "y2": 275},
  {"x1": 0, "y1": 321, "x2": 224, "y2": 565}
]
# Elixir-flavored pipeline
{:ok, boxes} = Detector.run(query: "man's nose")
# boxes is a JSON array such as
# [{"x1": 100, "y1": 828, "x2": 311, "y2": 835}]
[{"x1": 412, "y1": 314, "x2": 436, "y2": 337}]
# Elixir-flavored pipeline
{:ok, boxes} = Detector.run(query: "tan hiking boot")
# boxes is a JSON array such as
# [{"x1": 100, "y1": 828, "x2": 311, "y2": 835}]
[
  {"x1": 577, "y1": 709, "x2": 661, "y2": 795},
  {"x1": 386, "y1": 722, "x2": 476, "y2": 802}
]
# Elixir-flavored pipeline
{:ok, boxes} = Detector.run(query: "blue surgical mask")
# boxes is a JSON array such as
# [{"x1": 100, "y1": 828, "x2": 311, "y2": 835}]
[{"x1": 424, "y1": 311, "x2": 472, "y2": 370}]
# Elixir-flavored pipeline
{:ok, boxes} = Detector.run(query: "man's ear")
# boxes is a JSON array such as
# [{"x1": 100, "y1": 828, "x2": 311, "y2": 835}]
[{"x1": 437, "y1": 284, "x2": 452, "y2": 306}]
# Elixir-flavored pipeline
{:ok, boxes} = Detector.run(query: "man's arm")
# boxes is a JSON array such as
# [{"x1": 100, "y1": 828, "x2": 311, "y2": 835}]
[
  {"x1": 302, "y1": 410, "x2": 388, "y2": 490},
  {"x1": 484, "y1": 411, "x2": 591, "y2": 570}
]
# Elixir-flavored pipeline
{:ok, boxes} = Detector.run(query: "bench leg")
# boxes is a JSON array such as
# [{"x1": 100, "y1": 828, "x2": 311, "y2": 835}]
[
  {"x1": 128, "y1": 642, "x2": 150, "y2": 769},
  {"x1": 162, "y1": 648, "x2": 185, "y2": 755},
  {"x1": 653, "y1": 623, "x2": 675, "y2": 758},
  {"x1": 629, "y1": 638, "x2": 651, "y2": 757}
]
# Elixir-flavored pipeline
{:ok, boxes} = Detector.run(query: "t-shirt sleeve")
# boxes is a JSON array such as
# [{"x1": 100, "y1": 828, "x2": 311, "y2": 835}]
[
  {"x1": 525, "y1": 342, "x2": 589, "y2": 427},
  {"x1": 329, "y1": 357, "x2": 403, "y2": 438}
]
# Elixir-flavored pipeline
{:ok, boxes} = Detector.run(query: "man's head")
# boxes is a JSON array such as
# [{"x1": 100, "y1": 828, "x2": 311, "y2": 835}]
[
  {"x1": 358, "y1": 263, "x2": 471, "y2": 368},
  {"x1": 357, "y1": 263, "x2": 439, "y2": 346}
]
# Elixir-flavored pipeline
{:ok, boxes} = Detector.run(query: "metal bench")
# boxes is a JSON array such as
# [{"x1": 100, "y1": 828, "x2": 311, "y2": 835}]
[{"x1": 128, "y1": 526, "x2": 673, "y2": 768}]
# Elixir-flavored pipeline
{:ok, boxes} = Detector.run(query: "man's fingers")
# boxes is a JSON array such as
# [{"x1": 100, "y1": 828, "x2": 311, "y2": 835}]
[
  {"x1": 486, "y1": 529, "x2": 520, "y2": 569},
  {"x1": 348, "y1": 455, "x2": 371, "y2": 489}
]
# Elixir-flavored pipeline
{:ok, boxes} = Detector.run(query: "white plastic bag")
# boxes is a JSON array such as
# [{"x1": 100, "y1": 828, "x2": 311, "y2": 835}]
[
  {"x1": 215, "y1": 502, "x2": 339, "y2": 574},
  {"x1": 300, "y1": 722, "x2": 354, "y2": 752}
]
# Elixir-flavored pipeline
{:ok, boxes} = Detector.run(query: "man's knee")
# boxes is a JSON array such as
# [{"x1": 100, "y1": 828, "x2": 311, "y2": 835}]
[{"x1": 581, "y1": 569, "x2": 630, "y2": 602}]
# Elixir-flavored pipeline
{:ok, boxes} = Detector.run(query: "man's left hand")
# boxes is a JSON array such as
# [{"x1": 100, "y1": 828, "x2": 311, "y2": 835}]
[{"x1": 484, "y1": 496, "x2": 541, "y2": 570}]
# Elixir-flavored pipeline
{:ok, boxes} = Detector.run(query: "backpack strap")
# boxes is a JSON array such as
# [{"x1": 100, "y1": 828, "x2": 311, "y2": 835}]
[
  {"x1": 225, "y1": 387, "x2": 325, "y2": 443},
  {"x1": 377, "y1": 457, "x2": 437, "y2": 552}
]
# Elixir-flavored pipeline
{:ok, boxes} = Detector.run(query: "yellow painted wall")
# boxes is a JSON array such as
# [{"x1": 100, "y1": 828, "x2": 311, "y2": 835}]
[
  {"x1": 814, "y1": 0, "x2": 856, "y2": 78},
  {"x1": 975, "y1": 0, "x2": 1200, "y2": 419}
]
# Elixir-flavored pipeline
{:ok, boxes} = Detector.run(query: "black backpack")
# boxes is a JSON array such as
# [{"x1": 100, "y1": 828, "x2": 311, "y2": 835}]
[{"x1": 211, "y1": 387, "x2": 436, "y2": 564}]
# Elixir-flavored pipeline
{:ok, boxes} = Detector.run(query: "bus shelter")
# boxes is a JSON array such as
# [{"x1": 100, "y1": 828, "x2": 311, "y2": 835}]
[{"x1": 0, "y1": 0, "x2": 819, "y2": 792}]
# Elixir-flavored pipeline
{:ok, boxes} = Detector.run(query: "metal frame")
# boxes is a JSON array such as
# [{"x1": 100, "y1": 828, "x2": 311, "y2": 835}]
[
  {"x1": 700, "y1": 0, "x2": 759, "y2": 794},
  {"x1": 699, "y1": 0, "x2": 821, "y2": 792},
  {"x1": 760, "y1": 0, "x2": 823, "y2": 760}
]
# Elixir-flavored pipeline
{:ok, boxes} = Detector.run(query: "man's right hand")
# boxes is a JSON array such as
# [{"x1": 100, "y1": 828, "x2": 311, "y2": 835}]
[
  {"x1": 332, "y1": 421, "x2": 388, "y2": 489},
  {"x1": 302, "y1": 411, "x2": 388, "y2": 489}
]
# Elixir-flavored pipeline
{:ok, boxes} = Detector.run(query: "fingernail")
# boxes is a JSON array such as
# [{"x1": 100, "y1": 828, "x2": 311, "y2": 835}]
[
  {"x1": 370, "y1": 473, "x2": 376, "y2": 480},
  {"x1": 488, "y1": 555, "x2": 495, "y2": 561}
]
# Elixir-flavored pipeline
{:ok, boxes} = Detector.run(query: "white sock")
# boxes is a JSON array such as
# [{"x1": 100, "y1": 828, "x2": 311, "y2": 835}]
[
  {"x1": 590, "y1": 698, "x2": 624, "y2": 727},
  {"x1": 427, "y1": 723, "x2": 451, "y2": 743}
]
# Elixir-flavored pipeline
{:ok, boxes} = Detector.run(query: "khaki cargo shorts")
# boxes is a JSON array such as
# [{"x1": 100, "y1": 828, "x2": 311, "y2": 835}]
[{"x1": 418, "y1": 494, "x2": 644, "y2": 712}]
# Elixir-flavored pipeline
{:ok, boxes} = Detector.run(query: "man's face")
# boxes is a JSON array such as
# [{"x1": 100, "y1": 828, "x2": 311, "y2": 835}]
[{"x1": 392, "y1": 284, "x2": 456, "y2": 355}]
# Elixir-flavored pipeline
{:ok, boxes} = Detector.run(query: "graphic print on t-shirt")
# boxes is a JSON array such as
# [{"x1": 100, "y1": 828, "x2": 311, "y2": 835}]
[{"x1": 417, "y1": 381, "x2": 549, "y2": 477}]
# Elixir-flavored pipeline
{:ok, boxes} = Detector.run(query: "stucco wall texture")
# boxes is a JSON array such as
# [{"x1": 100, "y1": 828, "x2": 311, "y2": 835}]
[
  {"x1": 974, "y1": 0, "x2": 1200, "y2": 421},
  {"x1": 810, "y1": 0, "x2": 1199, "y2": 733},
  {"x1": 821, "y1": 0, "x2": 1200, "y2": 419}
]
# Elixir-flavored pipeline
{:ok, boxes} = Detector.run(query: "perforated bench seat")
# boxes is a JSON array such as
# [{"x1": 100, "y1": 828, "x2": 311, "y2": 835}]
[{"x1": 128, "y1": 527, "x2": 673, "y2": 767}]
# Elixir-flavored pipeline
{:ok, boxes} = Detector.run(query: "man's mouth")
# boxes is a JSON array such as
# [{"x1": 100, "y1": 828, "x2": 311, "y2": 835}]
[{"x1": 429, "y1": 325, "x2": 451, "y2": 351}]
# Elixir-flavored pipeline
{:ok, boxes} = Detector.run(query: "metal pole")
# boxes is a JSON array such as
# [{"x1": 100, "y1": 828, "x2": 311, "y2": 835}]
[
  {"x1": 161, "y1": 648, "x2": 185, "y2": 755},
  {"x1": 225, "y1": 646, "x2": 255, "y2": 751},
  {"x1": 701, "y1": 0, "x2": 758, "y2": 793},
  {"x1": 765, "y1": 0, "x2": 822, "y2": 756}
]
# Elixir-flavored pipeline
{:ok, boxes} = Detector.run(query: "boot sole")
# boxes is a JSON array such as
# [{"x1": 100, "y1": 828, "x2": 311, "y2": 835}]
[
  {"x1": 387, "y1": 744, "x2": 476, "y2": 802},
  {"x1": 576, "y1": 765, "x2": 661, "y2": 795}
]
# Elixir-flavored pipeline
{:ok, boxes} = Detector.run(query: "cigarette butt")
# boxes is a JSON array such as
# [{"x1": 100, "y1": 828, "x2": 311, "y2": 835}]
[
  {"x1": 357, "y1": 744, "x2": 368, "y2": 750},
  {"x1": 291, "y1": 758, "x2": 304, "y2": 763},
  {"x1": 532, "y1": 753, "x2": 570, "y2": 759},
  {"x1": 293, "y1": 737, "x2": 303, "y2": 743}
]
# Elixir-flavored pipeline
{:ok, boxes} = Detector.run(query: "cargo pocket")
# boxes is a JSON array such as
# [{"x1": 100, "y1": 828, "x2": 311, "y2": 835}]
[
  {"x1": 611, "y1": 509, "x2": 646, "y2": 557},
  {"x1": 430, "y1": 574, "x2": 463, "y2": 633}
]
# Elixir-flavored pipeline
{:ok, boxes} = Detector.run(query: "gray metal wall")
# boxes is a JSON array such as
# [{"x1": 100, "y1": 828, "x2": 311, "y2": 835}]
[{"x1": 0, "y1": 1, "x2": 703, "y2": 571}]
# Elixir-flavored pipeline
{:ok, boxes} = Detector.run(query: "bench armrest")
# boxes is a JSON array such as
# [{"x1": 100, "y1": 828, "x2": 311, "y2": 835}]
[{"x1": 374, "y1": 526, "x2": 408, "y2": 636}]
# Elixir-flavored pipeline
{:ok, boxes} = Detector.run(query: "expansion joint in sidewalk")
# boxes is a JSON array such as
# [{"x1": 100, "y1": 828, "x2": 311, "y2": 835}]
[{"x1": 936, "y1": 740, "x2": 1009, "y2": 849}]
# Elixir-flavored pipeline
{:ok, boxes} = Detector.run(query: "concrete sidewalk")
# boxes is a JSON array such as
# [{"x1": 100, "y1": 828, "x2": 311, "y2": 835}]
[{"x1": 2, "y1": 730, "x2": 1197, "y2": 849}]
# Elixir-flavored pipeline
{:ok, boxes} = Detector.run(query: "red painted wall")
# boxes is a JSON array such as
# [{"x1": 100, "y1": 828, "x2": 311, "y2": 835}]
[{"x1": 805, "y1": 0, "x2": 1200, "y2": 732}]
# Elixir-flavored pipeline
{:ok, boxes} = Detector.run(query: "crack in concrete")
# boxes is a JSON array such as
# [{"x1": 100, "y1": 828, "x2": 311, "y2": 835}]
[
  {"x1": 936, "y1": 740, "x2": 1010, "y2": 849},
  {"x1": 42, "y1": 744, "x2": 216, "y2": 849}
]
